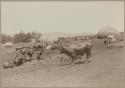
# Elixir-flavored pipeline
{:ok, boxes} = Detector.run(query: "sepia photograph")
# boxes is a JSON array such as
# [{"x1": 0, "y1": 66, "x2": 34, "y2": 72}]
[{"x1": 1, "y1": 0, "x2": 124, "y2": 87}]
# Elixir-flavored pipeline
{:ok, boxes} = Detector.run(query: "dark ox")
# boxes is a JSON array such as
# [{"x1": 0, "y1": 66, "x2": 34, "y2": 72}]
[
  {"x1": 73, "y1": 43, "x2": 92, "y2": 63},
  {"x1": 58, "y1": 42, "x2": 92, "y2": 64},
  {"x1": 58, "y1": 44, "x2": 75, "y2": 63},
  {"x1": 32, "y1": 44, "x2": 44, "y2": 51}
]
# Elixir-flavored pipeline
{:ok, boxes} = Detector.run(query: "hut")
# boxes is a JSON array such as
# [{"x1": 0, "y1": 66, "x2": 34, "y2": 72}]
[
  {"x1": 4, "y1": 42, "x2": 13, "y2": 47},
  {"x1": 97, "y1": 26, "x2": 120, "y2": 39}
]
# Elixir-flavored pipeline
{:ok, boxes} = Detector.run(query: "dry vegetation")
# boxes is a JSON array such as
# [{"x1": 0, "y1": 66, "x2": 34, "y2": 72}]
[{"x1": 1, "y1": 39, "x2": 124, "y2": 87}]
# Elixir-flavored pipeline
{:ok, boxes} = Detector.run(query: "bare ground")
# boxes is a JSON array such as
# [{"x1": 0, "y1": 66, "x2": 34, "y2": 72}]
[{"x1": 1, "y1": 40, "x2": 124, "y2": 87}]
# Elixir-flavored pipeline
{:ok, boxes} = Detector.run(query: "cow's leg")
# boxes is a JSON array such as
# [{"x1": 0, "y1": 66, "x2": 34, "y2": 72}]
[
  {"x1": 71, "y1": 56, "x2": 76, "y2": 65},
  {"x1": 78, "y1": 55, "x2": 82, "y2": 60},
  {"x1": 71, "y1": 58, "x2": 75, "y2": 65},
  {"x1": 37, "y1": 53, "x2": 41, "y2": 60},
  {"x1": 84, "y1": 53, "x2": 91, "y2": 63},
  {"x1": 60, "y1": 56, "x2": 64, "y2": 63}
]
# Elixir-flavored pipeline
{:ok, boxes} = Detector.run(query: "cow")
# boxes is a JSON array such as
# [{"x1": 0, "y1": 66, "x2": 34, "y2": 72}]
[
  {"x1": 57, "y1": 43, "x2": 76, "y2": 64},
  {"x1": 73, "y1": 43, "x2": 92, "y2": 63},
  {"x1": 13, "y1": 51, "x2": 25, "y2": 66},
  {"x1": 57, "y1": 41, "x2": 92, "y2": 65},
  {"x1": 13, "y1": 47, "x2": 34, "y2": 66}
]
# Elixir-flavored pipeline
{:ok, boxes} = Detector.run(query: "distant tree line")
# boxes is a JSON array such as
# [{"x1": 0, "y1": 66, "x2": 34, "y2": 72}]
[
  {"x1": 1, "y1": 31, "x2": 42, "y2": 44},
  {"x1": 1, "y1": 34, "x2": 12, "y2": 44}
]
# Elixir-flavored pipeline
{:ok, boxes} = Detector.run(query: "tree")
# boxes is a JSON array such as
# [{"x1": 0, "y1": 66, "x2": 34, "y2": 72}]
[
  {"x1": 1, "y1": 34, "x2": 12, "y2": 44},
  {"x1": 13, "y1": 31, "x2": 24, "y2": 43},
  {"x1": 13, "y1": 30, "x2": 42, "y2": 43},
  {"x1": 31, "y1": 31, "x2": 42, "y2": 42},
  {"x1": 25, "y1": 32, "x2": 32, "y2": 42}
]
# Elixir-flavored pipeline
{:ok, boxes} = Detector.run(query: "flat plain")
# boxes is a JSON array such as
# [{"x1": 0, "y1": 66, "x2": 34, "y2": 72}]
[{"x1": 1, "y1": 39, "x2": 124, "y2": 87}]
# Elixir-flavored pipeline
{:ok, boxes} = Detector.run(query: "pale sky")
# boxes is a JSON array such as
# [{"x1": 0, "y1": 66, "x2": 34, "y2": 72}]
[{"x1": 1, "y1": 1, "x2": 124, "y2": 35}]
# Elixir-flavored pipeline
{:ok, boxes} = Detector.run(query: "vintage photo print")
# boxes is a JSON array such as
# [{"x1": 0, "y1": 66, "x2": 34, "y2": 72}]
[{"x1": 1, "y1": 0, "x2": 124, "y2": 87}]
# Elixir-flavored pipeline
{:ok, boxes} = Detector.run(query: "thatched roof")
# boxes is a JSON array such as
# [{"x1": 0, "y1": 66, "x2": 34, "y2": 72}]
[{"x1": 97, "y1": 26, "x2": 120, "y2": 38}]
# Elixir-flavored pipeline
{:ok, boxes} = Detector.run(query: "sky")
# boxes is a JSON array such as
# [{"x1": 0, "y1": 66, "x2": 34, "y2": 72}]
[{"x1": 1, "y1": 1, "x2": 124, "y2": 35}]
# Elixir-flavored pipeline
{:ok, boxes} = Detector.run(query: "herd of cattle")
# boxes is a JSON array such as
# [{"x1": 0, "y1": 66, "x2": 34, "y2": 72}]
[
  {"x1": 3, "y1": 39, "x2": 93, "y2": 69},
  {"x1": 104, "y1": 35, "x2": 124, "y2": 48},
  {"x1": 3, "y1": 34, "x2": 124, "y2": 69}
]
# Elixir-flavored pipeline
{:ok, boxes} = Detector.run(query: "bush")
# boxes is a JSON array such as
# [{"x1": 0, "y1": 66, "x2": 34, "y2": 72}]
[{"x1": 1, "y1": 34, "x2": 12, "y2": 44}]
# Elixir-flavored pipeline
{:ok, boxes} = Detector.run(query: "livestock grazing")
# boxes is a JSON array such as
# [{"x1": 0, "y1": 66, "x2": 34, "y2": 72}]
[
  {"x1": 104, "y1": 37, "x2": 122, "y2": 48},
  {"x1": 57, "y1": 41, "x2": 93, "y2": 64},
  {"x1": 83, "y1": 44, "x2": 92, "y2": 62},
  {"x1": 12, "y1": 44, "x2": 48, "y2": 67},
  {"x1": 32, "y1": 44, "x2": 45, "y2": 52},
  {"x1": 46, "y1": 44, "x2": 52, "y2": 51},
  {"x1": 47, "y1": 44, "x2": 59, "y2": 54},
  {"x1": 3, "y1": 38, "x2": 94, "y2": 69},
  {"x1": 13, "y1": 47, "x2": 34, "y2": 66},
  {"x1": 36, "y1": 51, "x2": 45, "y2": 62},
  {"x1": 16, "y1": 47, "x2": 22, "y2": 51},
  {"x1": 58, "y1": 44, "x2": 75, "y2": 63},
  {"x1": 13, "y1": 52, "x2": 25, "y2": 66},
  {"x1": 51, "y1": 44, "x2": 58, "y2": 50},
  {"x1": 73, "y1": 43, "x2": 92, "y2": 63}
]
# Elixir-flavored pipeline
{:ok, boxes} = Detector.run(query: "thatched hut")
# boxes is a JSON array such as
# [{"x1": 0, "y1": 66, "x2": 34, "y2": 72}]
[{"x1": 97, "y1": 26, "x2": 120, "y2": 39}]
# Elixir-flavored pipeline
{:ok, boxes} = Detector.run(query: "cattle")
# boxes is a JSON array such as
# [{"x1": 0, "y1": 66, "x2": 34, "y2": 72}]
[
  {"x1": 58, "y1": 43, "x2": 75, "y2": 64},
  {"x1": 58, "y1": 41, "x2": 92, "y2": 65},
  {"x1": 3, "y1": 37, "x2": 94, "y2": 69},
  {"x1": 33, "y1": 44, "x2": 42, "y2": 51},
  {"x1": 3, "y1": 61, "x2": 14, "y2": 69},
  {"x1": 104, "y1": 36, "x2": 120, "y2": 48},
  {"x1": 46, "y1": 44, "x2": 52, "y2": 51},
  {"x1": 13, "y1": 51, "x2": 25, "y2": 66},
  {"x1": 51, "y1": 44, "x2": 58, "y2": 50},
  {"x1": 73, "y1": 43, "x2": 92, "y2": 63},
  {"x1": 13, "y1": 47, "x2": 34, "y2": 66}
]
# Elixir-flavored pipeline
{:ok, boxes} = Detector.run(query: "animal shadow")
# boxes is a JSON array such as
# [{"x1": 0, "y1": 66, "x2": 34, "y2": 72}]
[
  {"x1": 58, "y1": 60, "x2": 92, "y2": 66},
  {"x1": 58, "y1": 62, "x2": 72, "y2": 66},
  {"x1": 75, "y1": 60, "x2": 92, "y2": 65}
]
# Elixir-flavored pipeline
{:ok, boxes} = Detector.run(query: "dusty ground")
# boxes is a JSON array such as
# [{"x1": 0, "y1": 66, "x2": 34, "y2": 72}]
[{"x1": 1, "y1": 39, "x2": 124, "y2": 87}]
